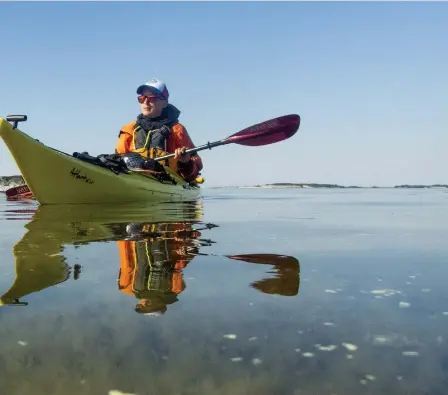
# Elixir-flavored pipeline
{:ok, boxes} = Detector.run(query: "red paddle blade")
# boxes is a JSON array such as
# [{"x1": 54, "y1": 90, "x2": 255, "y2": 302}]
[
  {"x1": 226, "y1": 114, "x2": 300, "y2": 146},
  {"x1": 5, "y1": 184, "x2": 31, "y2": 198}
]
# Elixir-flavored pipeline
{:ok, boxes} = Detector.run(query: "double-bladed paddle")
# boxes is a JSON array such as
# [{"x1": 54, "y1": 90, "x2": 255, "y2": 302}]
[{"x1": 154, "y1": 113, "x2": 300, "y2": 162}]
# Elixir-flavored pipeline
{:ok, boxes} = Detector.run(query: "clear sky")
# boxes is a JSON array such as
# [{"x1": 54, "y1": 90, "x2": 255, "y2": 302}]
[{"x1": 0, "y1": 1, "x2": 446, "y2": 187}]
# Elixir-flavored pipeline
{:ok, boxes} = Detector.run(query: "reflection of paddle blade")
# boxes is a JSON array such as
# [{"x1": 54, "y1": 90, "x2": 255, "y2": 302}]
[
  {"x1": 251, "y1": 276, "x2": 299, "y2": 297},
  {"x1": 226, "y1": 254, "x2": 298, "y2": 266},
  {"x1": 226, "y1": 254, "x2": 300, "y2": 296}
]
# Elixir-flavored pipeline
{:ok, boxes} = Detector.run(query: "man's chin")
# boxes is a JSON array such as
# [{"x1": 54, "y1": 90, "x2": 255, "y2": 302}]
[{"x1": 141, "y1": 108, "x2": 153, "y2": 116}]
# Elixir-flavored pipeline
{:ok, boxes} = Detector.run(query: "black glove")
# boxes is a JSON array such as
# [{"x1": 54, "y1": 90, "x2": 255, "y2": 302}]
[
  {"x1": 142, "y1": 158, "x2": 165, "y2": 172},
  {"x1": 122, "y1": 153, "x2": 165, "y2": 172}
]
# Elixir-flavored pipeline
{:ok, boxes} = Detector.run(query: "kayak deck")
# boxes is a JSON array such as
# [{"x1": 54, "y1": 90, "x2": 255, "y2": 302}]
[{"x1": 0, "y1": 116, "x2": 200, "y2": 205}]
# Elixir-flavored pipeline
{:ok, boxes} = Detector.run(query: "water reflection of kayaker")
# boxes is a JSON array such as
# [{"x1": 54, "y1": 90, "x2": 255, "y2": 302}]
[
  {"x1": 0, "y1": 202, "x2": 206, "y2": 308},
  {"x1": 117, "y1": 223, "x2": 302, "y2": 315},
  {"x1": 115, "y1": 78, "x2": 203, "y2": 182},
  {"x1": 117, "y1": 222, "x2": 205, "y2": 316}
]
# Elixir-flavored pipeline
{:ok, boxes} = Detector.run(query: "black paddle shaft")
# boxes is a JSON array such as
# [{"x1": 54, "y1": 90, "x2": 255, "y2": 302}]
[
  {"x1": 154, "y1": 139, "x2": 229, "y2": 162},
  {"x1": 153, "y1": 113, "x2": 300, "y2": 162}
]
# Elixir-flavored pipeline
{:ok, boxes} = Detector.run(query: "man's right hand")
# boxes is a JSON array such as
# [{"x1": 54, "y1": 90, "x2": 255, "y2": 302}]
[{"x1": 174, "y1": 147, "x2": 191, "y2": 163}]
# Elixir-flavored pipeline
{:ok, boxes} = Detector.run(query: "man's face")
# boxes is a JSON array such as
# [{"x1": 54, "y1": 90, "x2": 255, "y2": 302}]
[{"x1": 138, "y1": 88, "x2": 167, "y2": 118}]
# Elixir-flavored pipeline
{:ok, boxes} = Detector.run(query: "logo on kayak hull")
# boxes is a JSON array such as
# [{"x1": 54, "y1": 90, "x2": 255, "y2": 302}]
[{"x1": 70, "y1": 167, "x2": 94, "y2": 184}]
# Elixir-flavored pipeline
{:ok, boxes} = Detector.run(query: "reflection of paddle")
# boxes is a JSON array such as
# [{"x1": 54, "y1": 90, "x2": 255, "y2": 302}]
[
  {"x1": 227, "y1": 254, "x2": 298, "y2": 266},
  {"x1": 226, "y1": 254, "x2": 300, "y2": 296}
]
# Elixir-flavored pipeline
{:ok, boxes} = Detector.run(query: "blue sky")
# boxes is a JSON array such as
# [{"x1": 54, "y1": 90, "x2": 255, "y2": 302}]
[{"x1": 0, "y1": 2, "x2": 446, "y2": 187}]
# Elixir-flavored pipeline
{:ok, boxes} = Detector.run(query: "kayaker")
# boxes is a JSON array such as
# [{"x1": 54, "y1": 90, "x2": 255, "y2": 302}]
[{"x1": 115, "y1": 78, "x2": 203, "y2": 182}]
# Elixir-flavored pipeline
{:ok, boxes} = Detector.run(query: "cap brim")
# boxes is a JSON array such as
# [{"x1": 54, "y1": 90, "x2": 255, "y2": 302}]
[{"x1": 136, "y1": 85, "x2": 163, "y2": 96}]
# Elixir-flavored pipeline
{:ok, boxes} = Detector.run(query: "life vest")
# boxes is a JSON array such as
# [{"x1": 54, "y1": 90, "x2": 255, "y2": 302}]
[{"x1": 120, "y1": 121, "x2": 178, "y2": 171}]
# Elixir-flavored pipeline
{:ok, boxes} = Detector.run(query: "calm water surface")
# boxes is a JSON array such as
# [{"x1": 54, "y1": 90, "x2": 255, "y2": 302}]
[{"x1": 0, "y1": 188, "x2": 447, "y2": 395}]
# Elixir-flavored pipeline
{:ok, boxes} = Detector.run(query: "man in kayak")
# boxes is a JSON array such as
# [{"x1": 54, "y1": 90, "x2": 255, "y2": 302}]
[{"x1": 115, "y1": 78, "x2": 203, "y2": 182}]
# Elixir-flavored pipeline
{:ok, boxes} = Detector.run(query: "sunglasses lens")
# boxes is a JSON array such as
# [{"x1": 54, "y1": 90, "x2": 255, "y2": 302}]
[{"x1": 138, "y1": 95, "x2": 162, "y2": 103}]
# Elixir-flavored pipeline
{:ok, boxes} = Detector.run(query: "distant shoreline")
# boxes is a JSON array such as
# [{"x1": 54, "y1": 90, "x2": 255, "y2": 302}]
[
  {"x1": 209, "y1": 183, "x2": 448, "y2": 189},
  {"x1": 1, "y1": 175, "x2": 447, "y2": 193}
]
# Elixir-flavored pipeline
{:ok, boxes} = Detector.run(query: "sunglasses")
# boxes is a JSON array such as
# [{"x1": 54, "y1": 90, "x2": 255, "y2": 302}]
[{"x1": 137, "y1": 94, "x2": 164, "y2": 104}]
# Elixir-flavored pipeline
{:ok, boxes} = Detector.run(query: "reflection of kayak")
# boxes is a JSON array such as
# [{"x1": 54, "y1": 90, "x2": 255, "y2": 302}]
[
  {"x1": 0, "y1": 201, "x2": 205, "y2": 307},
  {"x1": 0, "y1": 116, "x2": 201, "y2": 205},
  {"x1": 3, "y1": 201, "x2": 205, "y2": 244}
]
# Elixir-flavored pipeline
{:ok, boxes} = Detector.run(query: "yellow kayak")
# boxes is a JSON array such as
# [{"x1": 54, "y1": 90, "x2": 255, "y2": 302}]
[{"x1": 0, "y1": 116, "x2": 201, "y2": 205}]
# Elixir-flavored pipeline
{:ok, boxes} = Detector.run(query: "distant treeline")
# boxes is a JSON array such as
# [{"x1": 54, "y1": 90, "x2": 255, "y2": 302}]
[
  {"x1": 394, "y1": 184, "x2": 448, "y2": 188},
  {"x1": 265, "y1": 183, "x2": 359, "y2": 188},
  {"x1": 0, "y1": 175, "x2": 24, "y2": 186},
  {"x1": 1, "y1": 176, "x2": 447, "y2": 191},
  {"x1": 0, "y1": 175, "x2": 25, "y2": 192},
  {"x1": 251, "y1": 183, "x2": 448, "y2": 189}
]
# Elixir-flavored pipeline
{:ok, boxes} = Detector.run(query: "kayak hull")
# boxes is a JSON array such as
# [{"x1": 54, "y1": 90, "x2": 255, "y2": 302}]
[{"x1": 0, "y1": 117, "x2": 201, "y2": 205}]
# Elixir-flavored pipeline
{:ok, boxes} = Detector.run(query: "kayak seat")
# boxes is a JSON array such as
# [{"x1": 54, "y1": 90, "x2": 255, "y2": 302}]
[
  {"x1": 72, "y1": 151, "x2": 129, "y2": 175},
  {"x1": 72, "y1": 151, "x2": 179, "y2": 185}
]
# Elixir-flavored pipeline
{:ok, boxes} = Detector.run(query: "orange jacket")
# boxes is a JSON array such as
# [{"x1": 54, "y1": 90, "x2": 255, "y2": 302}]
[{"x1": 116, "y1": 121, "x2": 203, "y2": 182}]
